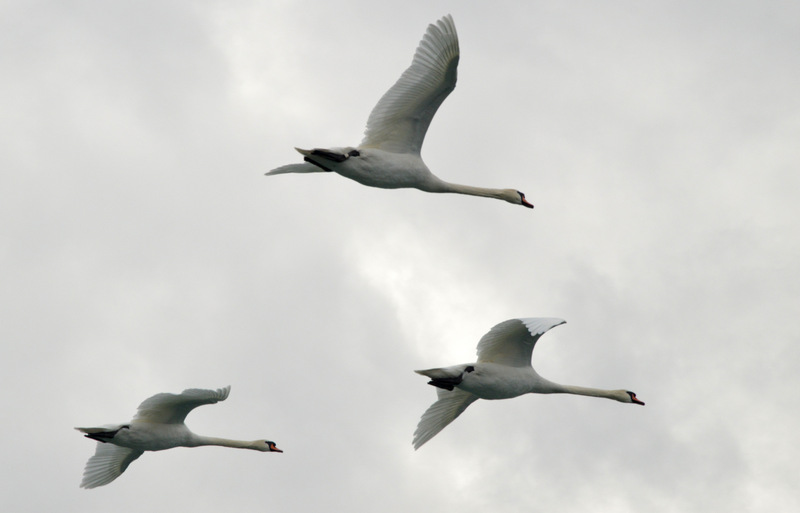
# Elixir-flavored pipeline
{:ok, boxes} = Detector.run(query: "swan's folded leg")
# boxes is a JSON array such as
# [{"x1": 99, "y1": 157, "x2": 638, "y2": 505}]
[
  {"x1": 415, "y1": 365, "x2": 475, "y2": 391},
  {"x1": 75, "y1": 425, "x2": 130, "y2": 443},
  {"x1": 413, "y1": 387, "x2": 478, "y2": 449},
  {"x1": 309, "y1": 148, "x2": 348, "y2": 162},
  {"x1": 267, "y1": 148, "x2": 351, "y2": 174},
  {"x1": 303, "y1": 157, "x2": 333, "y2": 171},
  {"x1": 294, "y1": 147, "x2": 361, "y2": 171}
]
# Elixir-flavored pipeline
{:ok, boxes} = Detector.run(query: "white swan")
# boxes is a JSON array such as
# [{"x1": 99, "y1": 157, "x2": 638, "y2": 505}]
[
  {"x1": 76, "y1": 386, "x2": 282, "y2": 488},
  {"x1": 266, "y1": 15, "x2": 534, "y2": 209},
  {"x1": 413, "y1": 318, "x2": 644, "y2": 449}
]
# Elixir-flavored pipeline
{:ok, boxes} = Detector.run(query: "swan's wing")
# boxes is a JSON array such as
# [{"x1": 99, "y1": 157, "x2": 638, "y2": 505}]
[
  {"x1": 413, "y1": 387, "x2": 478, "y2": 449},
  {"x1": 132, "y1": 386, "x2": 230, "y2": 425},
  {"x1": 266, "y1": 162, "x2": 324, "y2": 176},
  {"x1": 476, "y1": 318, "x2": 566, "y2": 367},
  {"x1": 360, "y1": 15, "x2": 459, "y2": 155},
  {"x1": 79, "y1": 443, "x2": 144, "y2": 489}
]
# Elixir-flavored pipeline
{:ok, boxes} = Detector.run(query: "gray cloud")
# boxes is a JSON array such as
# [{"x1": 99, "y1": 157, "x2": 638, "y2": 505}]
[{"x1": 1, "y1": 1, "x2": 798, "y2": 512}]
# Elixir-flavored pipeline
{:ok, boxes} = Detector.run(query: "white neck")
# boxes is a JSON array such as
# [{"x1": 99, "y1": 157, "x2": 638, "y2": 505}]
[
  {"x1": 536, "y1": 378, "x2": 625, "y2": 401},
  {"x1": 557, "y1": 385, "x2": 622, "y2": 400},
  {"x1": 189, "y1": 435, "x2": 260, "y2": 450},
  {"x1": 421, "y1": 177, "x2": 509, "y2": 200}
]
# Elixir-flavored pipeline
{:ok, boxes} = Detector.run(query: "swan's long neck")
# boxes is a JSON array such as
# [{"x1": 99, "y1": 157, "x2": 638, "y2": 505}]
[
  {"x1": 189, "y1": 435, "x2": 259, "y2": 450},
  {"x1": 546, "y1": 383, "x2": 624, "y2": 401},
  {"x1": 424, "y1": 179, "x2": 509, "y2": 200}
]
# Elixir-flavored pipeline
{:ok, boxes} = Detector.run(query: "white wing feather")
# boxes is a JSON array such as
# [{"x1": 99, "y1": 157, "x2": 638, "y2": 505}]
[
  {"x1": 476, "y1": 318, "x2": 566, "y2": 367},
  {"x1": 413, "y1": 387, "x2": 478, "y2": 449},
  {"x1": 79, "y1": 443, "x2": 144, "y2": 489},
  {"x1": 360, "y1": 14, "x2": 459, "y2": 154},
  {"x1": 133, "y1": 386, "x2": 231, "y2": 424},
  {"x1": 266, "y1": 162, "x2": 323, "y2": 176}
]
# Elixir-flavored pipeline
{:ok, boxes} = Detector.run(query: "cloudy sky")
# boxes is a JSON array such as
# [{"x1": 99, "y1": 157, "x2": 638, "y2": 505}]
[{"x1": 2, "y1": 0, "x2": 798, "y2": 511}]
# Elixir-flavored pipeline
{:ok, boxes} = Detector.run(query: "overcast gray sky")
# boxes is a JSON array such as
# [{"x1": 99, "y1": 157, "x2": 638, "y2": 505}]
[{"x1": 2, "y1": 1, "x2": 798, "y2": 511}]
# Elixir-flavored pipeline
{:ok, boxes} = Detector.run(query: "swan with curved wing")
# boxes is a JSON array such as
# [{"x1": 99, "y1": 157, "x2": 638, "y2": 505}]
[
  {"x1": 266, "y1": 15, "x2": 534, "y2": 209},
  {"x1": 76, "y1": 386, "x2": 282, "y2": 488},
  {"x1": 413, "y1": 318, "x2": 644, "y2": 449}
]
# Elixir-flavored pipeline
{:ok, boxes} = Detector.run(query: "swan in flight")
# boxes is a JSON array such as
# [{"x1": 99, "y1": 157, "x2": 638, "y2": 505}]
[
  {"x1": 266, "y1": 15, "x2": 534, "y2": 209},
  {"x1": 76, "y1": 386, "x2": 282, "y2": 488},
  {"x1": 413, "y1": 318, "x2": 644, "y2": 449}
]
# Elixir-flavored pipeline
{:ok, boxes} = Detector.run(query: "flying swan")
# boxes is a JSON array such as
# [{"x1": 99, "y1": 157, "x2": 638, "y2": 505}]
[
  {"x1": 413, "y1": 318, "x2": 644, "y2": 449},
  {"x1": 266, "y1": 15, "x2": 534, "y2": 209},
  {"x1": 76, "y1": 386, "x2": 282, "y2": 488}
]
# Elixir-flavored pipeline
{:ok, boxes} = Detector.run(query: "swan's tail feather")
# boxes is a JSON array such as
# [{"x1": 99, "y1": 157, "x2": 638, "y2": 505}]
[
  {"x1": 415, "y1": 365, "x2": 474, "y2": 391},
  {"x1": 304, "y1": 148, "x2": 350, "y2": 162},
  {"x1": 290, "y1": 147, "x2": 361, "y2": 172},
  {"x1": 414, "y1": 366, "x2": 458, "y2": 380},
  {"x1": 75, "y1": 427, "x2": 104, "y2": 434}
]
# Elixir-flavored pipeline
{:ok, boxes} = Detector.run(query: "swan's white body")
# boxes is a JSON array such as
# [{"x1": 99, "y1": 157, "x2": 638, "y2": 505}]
[
  {"x1": 266, "y1": 15, "x2": 533, "y2": 209},
  {"x1": 413, "y1": 318, "x2": 644, "y2": 449},
  {"x1": 76, "y1": 386, "x2": 281, "y2": 489}
]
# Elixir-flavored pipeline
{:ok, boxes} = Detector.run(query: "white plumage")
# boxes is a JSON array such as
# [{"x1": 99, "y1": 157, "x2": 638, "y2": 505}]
[
  {"x1": 266, "y1": 15, "x2": 534, "y2": 209},
  {"x1": 413, "y1": 318, "x2": 644, "y2": 449},
  {"x1": 76, "y1": 386, "x2": 282, "y2": 488}
]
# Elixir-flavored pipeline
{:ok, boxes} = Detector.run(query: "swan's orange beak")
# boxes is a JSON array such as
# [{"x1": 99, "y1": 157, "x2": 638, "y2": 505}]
[
  {"x1": 521, "y1": 197, "x2": 534, "y2": 209},
  {"x1": 269, "y1": 443, "x2": 283, "y2": 453},
  {"x1": 632, "y1": 395, "x2": 645, "y2": 405}
]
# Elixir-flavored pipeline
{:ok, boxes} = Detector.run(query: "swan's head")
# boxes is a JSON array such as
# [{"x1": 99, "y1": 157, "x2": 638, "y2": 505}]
[
  {"x1": 502, "y1": 190, "x2": 534, "y2": 209},
  {"x1": 255, "y1": 440, "x2": 283, "y2": 453},
  {"x1": 621, "y1": 390, "x2": 645, "y2": 405}
]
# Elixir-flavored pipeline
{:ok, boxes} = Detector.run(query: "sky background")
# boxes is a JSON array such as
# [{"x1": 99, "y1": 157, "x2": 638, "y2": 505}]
[{"x1": 2, "y1": 0, "x2": 799, "y2": 511}]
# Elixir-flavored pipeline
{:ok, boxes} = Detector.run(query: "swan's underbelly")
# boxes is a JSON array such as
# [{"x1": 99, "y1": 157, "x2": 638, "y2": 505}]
[
  {"x1": 334, "y1": 150, "x2": 434, "y2": 190},
  {"x1": 113, "y1": 424, "x2": 190, "y2": 451},
  {"x1": 458, "y1": 365, "x2": 532, "y2": 400},
  {"x1": 337, "y1": 165, "x2": 420, "y2": 189}
]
